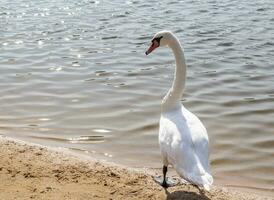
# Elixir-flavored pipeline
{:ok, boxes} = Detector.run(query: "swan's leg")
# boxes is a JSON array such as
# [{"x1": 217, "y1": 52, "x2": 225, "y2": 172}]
[
  {"x1": 153, "y1": 165, "x2": 178, "y2": 187},
  {"x1": 162, "y1": 165, "x2": 168, "y2": 188}
]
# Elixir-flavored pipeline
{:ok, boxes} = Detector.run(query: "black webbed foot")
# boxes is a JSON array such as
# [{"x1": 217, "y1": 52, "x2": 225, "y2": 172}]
[
  {"x1": 153, "y1": 176, "x2": 179, "y2": 188},
  {"x1": 161, "y1": 180, "x2": 168, "y2": 188}
]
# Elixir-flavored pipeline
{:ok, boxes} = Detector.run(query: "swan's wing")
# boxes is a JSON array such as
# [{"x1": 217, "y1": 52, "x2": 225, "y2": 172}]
[
  {"x1": 181, "y1": 107, "x2": 213, "y2": 189},
  {"x1": 182, "y1": 107, "x2": 210, "y2": 172}
]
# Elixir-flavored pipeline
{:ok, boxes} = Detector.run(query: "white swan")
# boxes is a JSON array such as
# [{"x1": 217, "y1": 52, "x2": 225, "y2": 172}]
[{"x1": 145, "y1": 31, "x2": 213, "y2": 191}]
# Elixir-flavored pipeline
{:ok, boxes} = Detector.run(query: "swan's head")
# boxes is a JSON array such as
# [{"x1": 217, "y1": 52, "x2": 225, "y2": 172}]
[{"x1": 145, "y1": 30, "x2": 174, "y2": 55}]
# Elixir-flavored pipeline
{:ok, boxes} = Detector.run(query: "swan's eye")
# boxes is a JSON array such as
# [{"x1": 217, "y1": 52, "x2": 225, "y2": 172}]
[{"x1": 152, "y1": 36, "x2": 163, "y2": 44}]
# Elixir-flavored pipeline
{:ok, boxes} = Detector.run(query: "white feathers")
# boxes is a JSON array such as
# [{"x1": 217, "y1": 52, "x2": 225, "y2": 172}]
[{"x1": 159, "y1": 106, "x2": 213, "y2": 190}]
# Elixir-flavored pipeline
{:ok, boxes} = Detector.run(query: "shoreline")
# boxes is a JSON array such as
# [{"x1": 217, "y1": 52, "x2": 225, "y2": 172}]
[{"x1": 0, "y1": 136, "x2": 268, "y2": 200}]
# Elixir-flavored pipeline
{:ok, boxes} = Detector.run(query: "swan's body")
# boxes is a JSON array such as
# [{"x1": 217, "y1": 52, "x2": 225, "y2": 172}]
[
  {"x1": 146, "y1": 31, "x2": 213, "y2": 190},
  {"x1": 159, "y1": 105, "x2": 213, "y2": 190}
]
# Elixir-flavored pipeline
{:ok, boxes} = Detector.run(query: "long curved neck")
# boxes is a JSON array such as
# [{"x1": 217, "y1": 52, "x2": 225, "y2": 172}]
[{"x1": 162, "y1": 36, "x2": 186, "y2": 111}]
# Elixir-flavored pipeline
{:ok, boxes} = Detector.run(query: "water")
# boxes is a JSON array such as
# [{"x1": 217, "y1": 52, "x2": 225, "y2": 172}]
[{"x1": 1, "y1": 0, "x2": 274, "y2": 197}]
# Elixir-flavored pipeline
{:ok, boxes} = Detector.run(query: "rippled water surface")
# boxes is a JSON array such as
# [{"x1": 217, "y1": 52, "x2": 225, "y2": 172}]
[{"x1": 1, "y1": 0, "x2": 274, "y2": 197}]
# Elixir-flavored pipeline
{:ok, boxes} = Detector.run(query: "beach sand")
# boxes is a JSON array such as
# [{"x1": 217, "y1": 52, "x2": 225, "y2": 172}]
[{"x1": 0, "y1": 136, "x2": 266, "y2": 200}]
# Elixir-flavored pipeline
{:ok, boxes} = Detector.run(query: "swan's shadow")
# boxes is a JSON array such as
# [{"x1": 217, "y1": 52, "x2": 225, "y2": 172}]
[{"x1": 165, "y1": 188, "x2": 211, "y2": 200}]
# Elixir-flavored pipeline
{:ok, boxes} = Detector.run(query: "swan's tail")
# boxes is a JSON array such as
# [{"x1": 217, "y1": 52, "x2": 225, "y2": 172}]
[
  {"x1": 176, "y1": 162, "x2": 213, "y2": 191},
  {"x1": 186, "y1": 171, "x2": 213, "y2": 191},
  {"x1": 199, "y1": 172, "x2": 213, "y2": 191}
]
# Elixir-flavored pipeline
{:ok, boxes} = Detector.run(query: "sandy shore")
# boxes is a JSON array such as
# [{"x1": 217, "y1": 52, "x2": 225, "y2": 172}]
[{"x1": 0, "y1": 136, "x2": 267, "y2": 200}]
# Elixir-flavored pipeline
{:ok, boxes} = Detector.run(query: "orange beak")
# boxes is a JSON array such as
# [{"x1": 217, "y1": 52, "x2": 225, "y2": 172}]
[{"x1": 145, "y1": 40, "x2": 159, "y2": 55}]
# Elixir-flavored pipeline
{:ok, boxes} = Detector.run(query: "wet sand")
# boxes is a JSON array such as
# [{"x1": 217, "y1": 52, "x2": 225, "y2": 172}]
[{"x1": 0, "y1": 136, "x2": 267, "y2": 200}]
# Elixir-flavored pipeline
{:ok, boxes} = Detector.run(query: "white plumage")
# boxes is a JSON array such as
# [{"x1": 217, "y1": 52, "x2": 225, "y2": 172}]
[{"x1": 146, "y1": 30, "x2": 213, "y2": 190}]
